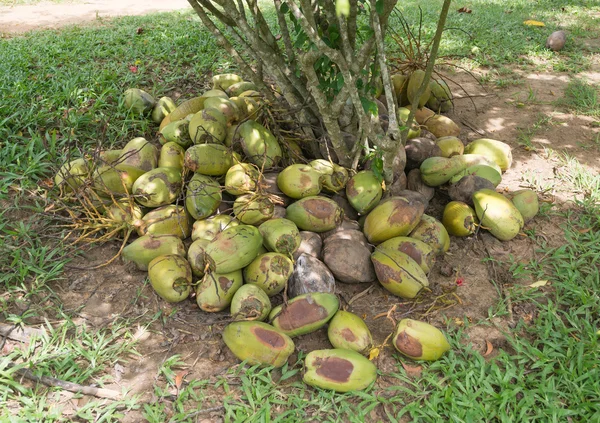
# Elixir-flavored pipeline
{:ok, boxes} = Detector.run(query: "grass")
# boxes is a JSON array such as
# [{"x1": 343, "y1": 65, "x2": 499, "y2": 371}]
[
  {"x1": 393, "y1": 0, "x2": 600, "y2": 76},
  {"x1": 516, "y1": 113, "x2": 553, "y2": 150},
  {"x1": 558, "y1": 78, "x2": 600, "y2": 117},
  {"x1": 0, "y1": 1, "x2": 599, "y2": 421}
]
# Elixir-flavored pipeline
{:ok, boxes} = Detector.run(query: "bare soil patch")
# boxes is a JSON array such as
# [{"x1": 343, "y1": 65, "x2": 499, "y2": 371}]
[{"x1": 0, "y1": 0, "x2": 189, "y2": 34}]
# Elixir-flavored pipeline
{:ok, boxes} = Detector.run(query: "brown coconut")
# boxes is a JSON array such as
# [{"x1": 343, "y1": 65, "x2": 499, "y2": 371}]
[
  {"x1": 448, "y1": 175, "x2": 496, "y2": 206},
  {"x1": 407, "y1": 169, "x2": 435, "y2": 202},
  {"x1": 323, "y1": 232, "x2": 376, "y2": 284},
  {"x1": 288, "y1": 253, "x2": 335, "y2": 298},
  {"x1": 293, "y1": 231, "x2": 323, "y2": 260},
  {"x1": 405, "y1": 137, "x2": 443, "y2": 170}
]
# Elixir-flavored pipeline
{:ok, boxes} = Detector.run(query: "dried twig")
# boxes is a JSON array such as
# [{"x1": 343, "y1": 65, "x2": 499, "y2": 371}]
[{"x1": 7, "y1": 362, "x2": 123, "y2": 400}]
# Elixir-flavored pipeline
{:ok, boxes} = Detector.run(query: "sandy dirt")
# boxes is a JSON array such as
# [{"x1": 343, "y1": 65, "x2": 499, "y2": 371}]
[{"x1": 0, "y1": 0, "x2": 190, "y2": 33}]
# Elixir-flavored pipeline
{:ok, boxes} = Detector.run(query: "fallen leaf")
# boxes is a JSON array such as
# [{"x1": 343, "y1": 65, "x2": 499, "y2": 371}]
[
  {"x1": 175, "y1": 370, "x2": 190, "y2": 392},
  {"x1": 401, "y1": 362, "x2": 423, "y2": 378},
  {"x1": 457, "y1": 7, "x2": 472, "y2": 13},
  {"x1": 529, "y1": 280, "x2": 549, "y2": 288},
  {"x1": 578, "y1": 228, "x2": 591, "y2": 234},
  {"x1": 454, "y1": 318, "x2": 464, "y2": 326},
  {"x1": 523, "y1": 20, "x2": 545, "y2": 27},
  {"x1": 368, "y1": 347, "x2": 380, "y2": 361},
  {"x1": 136, "y1": 27, "x2": 144, "y2": 35},
  {"x1": 483, "y1": 340, "x2": 494, "y2": 357}
]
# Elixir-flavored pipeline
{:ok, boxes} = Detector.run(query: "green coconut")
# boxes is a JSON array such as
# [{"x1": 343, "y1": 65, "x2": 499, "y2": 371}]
[
  {"x1": 243, "y1": 253, "x2": 294, "y2": 296},
  {"x1": 158, "y1": 142, "x2": 185, "y2": 170},
  {"x1": 409, "y1": 214, "x2": 451, "y2": 255},
  {"x1": 442, "y1": 201, "x2": 478, "y2": 237},
  {"x1": 303, "y1": 349, "x2": 377, "y2": 392},
  {"x1": 119, "y1": 137, "x2": 158, "y2": 172},
  {"x1": 393, "y1": 319, "x2": 451, "y2": 361},
  {"x1": 151, "y1": 96, "x2": 177, "y2": 124},
  {"x1": 222, "y1": 321, "x2": 295, "y2": 368},
  {"x1": 202, "y1": 89, "x2": 228, "y2": 98},
  {"x1": 506, "y1": 189, "x2": 539, "y2": 222},
  {"x1": 391, "y1": 73, "x2": 409, "y2": 106},
  {"x1": 309, "y1": 160, "x2": 349, "y2": 193},
  {"x1": 375, "y1": 236, "x2": 435, "y2": 274},
  {"x1": 196, "y1": 269, "x2": 243, "y2": 312},
  {"x1": 397, "y1": 107, "x2": 423, "y2": 139},
  {"x1": 449, "y1": 163, "x2": 503, "y2": 187},
  {"x1": 285, "y1": 196, "x2": 344, "y2": 233},
  {"x1": 191, "y1": 214, "x2": 239, "y2": 242},
  {"x1": 472, "y1": 189, "x2": 524, "y2": 241},
  {"x1": 436, "y1": 136, "x2": 463, "y2": 158},
  {"x1": 407, "y1": 70, "x2": 431, "y2": 107},
  {"x1": 226, "y1": 81, "x2": 259, "y2": 97},
  {"x1": 345, "y1": 170, "x2": 383, "y2": 215},
  {"x1": 160, "y1": 119, "x2": 192, "y2": 148},
  {"x1": 54, "y1": 157, "x2": 90, "y2": 193},
  {"x1": 104, "y1": 199, "x2": 144, "y2": 226},
  {"x1": 258, "y1": 218, "x2": 301, "y2": 256},
  {"x1": 148, "y1": 255, "x2": 192, "y2": 303},
  {"x1": 188, "y1": 108, "x2": 228, "y2": 144},
  {"x1": 327, "y1": 310, "x2": 373, "y2": 355},
  {"x1": 124, "y1": 88, "x2": 156, "y2": 115},
  {"x1": 463, "y1": 138, "x2": 512, "y2": 172},
  {"x1": 185, "y1": 173, "x2": 222, "y2": 220},
  {"x1": 225, "y1": 163, "x2": 260, "y2": 195},
  {"x1": 233, "y1": 195, "x2": 275, "y2": 225},
  {"x1": 204, "y1": 96, "x2": 240, "y2": 123},
  {"x1": 92, "y1": 164, "x2": 146, "y2": 196},
  {"x1": 187, "y1": 238, "x2": 210, "y2": 277},
  {"x1": 184, "y1": 143, "x2": 234, "y2": 176},
  {"x1": 426, "y1": 79, "x2": 453, "y2": 113},
  {"x1": 230, "y1": 284, "x2": 272, "y2": 321},
  {"x1": 131, "y1": 167, "x2": 182, "y2": 208},
  {"x1": 277, "y1": 164, "x2": 323, "y2": 199},
  {"x1": 363, "y1": 196, "x2": 425, "y2": 244},
  {"x1": 136, "y1": 205, "x2": 191, "y2": 239},
  {"x1": 204, "y1": 225, "x2": 264, "y2": 273},
  {"x1": 269, "y1": 292, "x2": 339, "y2": 337},
  {"x1": 212, "y1": 73, "x2": 243, "y2": 91},
  {"x1": 122, "y1": 234, "x2": 186, "y2": 271},
  {"x1": 237, "y1": 120, "x2": 282, "y2": 169},
  {"x1": 371, "y1": 249, "x2": 429, "y2": 299}
]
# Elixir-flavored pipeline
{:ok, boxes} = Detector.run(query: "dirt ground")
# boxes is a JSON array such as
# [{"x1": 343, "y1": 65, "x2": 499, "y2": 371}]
[
  {"x1": 2, "y1": 2, "x2": 599, "y2": 421},
  {"x1": 0, "y1": 0, "x2": 189, "y2": 34}
]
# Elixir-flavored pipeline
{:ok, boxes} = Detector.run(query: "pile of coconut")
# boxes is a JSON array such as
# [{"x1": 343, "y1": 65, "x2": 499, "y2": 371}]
[{"x1": 54, "y1": 72, "x2": 538, "y2": 392}]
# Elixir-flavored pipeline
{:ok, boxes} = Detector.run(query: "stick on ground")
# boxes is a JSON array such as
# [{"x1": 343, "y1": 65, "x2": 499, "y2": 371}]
[{"x1": 7, "y1": 362, "x2": 122, "y2": 400}]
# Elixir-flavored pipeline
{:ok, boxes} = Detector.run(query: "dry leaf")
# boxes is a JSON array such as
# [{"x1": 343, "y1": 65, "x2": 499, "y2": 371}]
[
  {"x1": 175, "y1": 370, "x2": 190, "y2": 391},
  {"x1": 457, "y1": 7, "x2": 472, "y2": 13},
  {"x1": 529, "y1": 280, "x2": 549, "y2": 288},
  {"x1": 523, "y1": 20, "x2": 545, "y2": 27},
  {"x1": 483, "y1": 340, "x2": 494, "y2": 357},
  {"x1": 401, "y1": 362, "x2": 423, "y2": 378},
  {"x1": 368, "y1": 347, "x2": 380, "y2": 361},
  {"x1": 454, "y1": 318, "x2": 464, "y2": 326}
]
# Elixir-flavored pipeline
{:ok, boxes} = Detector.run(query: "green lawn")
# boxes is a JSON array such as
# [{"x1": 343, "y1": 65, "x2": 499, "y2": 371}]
[{"x1": 1, "y1": 1, "x2": 599, "y2": 421}]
